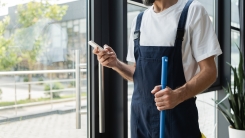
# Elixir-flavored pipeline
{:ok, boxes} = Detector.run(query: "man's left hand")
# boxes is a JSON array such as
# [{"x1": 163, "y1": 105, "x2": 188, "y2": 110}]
[{"x1": 151, "y1": 85, "x2": 182, "y2": 111}]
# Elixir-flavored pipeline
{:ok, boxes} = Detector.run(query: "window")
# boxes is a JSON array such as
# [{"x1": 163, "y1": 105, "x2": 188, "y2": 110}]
[
  {"x1": 231, "y1": 0, "x2": 240, "y2": 86},
  {"x1": 231, "y1": 0, "x2": 240, "y2": 28},
  {"x1": 0, "y1": 0, "x2": 87, "y2": 137}
]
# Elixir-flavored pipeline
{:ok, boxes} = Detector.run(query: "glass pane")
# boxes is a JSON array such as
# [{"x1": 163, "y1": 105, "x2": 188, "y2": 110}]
[
  {"x1": 197, "y1": 0, "x2": 214, "y2": 22},
  {"x1": 231, "y1": 30, "x2": 240, "y2": 84},
  {"x1": 196, "y1": 92, "x2": 216, "y2": 138},
  {"x1": 231, "y1": 0, "x2": 240, "y2": 28},
  {"x1": 0, "y1": 0, "x2": 87, "y2": 137}
]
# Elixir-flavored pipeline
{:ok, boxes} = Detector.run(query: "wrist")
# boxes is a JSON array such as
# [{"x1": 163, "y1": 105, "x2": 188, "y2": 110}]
[
  {"x1": 112, "y1": 59, "x2": 120, "y2": 70},
  {"x1": 174, "y1": 85, "x2": 188, "y2": 103}
]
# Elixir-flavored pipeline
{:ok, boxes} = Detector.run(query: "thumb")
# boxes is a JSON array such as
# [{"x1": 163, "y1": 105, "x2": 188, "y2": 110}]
[{"x1": 151, "y1": 85, "x2": 162, "y2": 94}]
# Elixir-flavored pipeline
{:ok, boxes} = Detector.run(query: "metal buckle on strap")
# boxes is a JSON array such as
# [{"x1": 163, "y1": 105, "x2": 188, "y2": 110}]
[
  {"x1": 134, "y1": 30, "x2": 140, "y2": 40},
  {"x1": 176, "y1": 29, "x2": 185, "y2": 41}
]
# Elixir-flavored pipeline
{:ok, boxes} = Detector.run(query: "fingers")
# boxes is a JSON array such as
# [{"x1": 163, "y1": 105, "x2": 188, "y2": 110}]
[
  {"x1": 97, "y1": 51, "x2": 115, "y2": 61},
  {"x1": 155, "y1": 95, "x2": 169, "y2": 102},
  {"x1": 92, "y1": 45, "x2": 114, "y2": 55},
  {"x1": 151, "y1": 85, "x2": 162, "y2": 94},
  {"x1": 154, "y1": 87, "x2": 171, "y2": 97},
  {"x1": 156, "y1": 102, "x2": 166, "y2": 111},
  {"x1": 92, "y1": 46, "x2": 99, "y2": 54},
  {"x1": 92, "y1": 45, "x2": 115, "y2": 61},
  {"x1": 104, "y1": 45, "x2": 115, "y2": 52},
  {"x1": 96, "y1": 49, "x2": 112, "y2": 57},
  {"x1": 155, "y1": 99, "x2": 172, "y2": 111},
  {"x1": 157, "y1": 105, "x2": 168, "y2": 111},
  {"x1": 97, "y1": 50, "x2": 116, "y2": 63},
  {"x1": 155, "y1": 100, "x2": 171, "y2": 111},
  {"x1": 92, "y1": 44, "x2": 117, "y2": 68},
  {"x1": 152, "y1": 86, "x2": 177, "y2": 111},
  {"x1": 100, "y1": 54, "x2": 117, "y2": 66}
]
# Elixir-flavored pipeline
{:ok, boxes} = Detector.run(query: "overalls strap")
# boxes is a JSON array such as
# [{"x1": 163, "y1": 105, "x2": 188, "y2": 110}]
[
  {"x1": 175, "y1": 0, "x2": 193, "y2": 46},
  {"x1": 134, "y1": 12, "x2": 144, "y2": 42},
  {"x1": 134, "y1": 12, "x2": 144, "y2": 58}
]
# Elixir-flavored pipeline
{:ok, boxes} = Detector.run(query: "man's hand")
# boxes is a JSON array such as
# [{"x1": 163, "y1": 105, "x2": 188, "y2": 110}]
[
  {"x1": 93, "y1": 45, "x2": 118, "y2": 68},
  {"x1": 151, "y1": 86, "x2": 182, "y2": 111},
  {"x1": 92, "y1": 44, "x2": 135, "y2": 81},
  {"x1": 151, "y1": 56, "x2": 217, "y2": 111}
]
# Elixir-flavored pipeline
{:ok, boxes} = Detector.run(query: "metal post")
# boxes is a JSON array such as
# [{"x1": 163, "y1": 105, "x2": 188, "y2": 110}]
[
  {"x1": 87, "y1": 0, "x2": 91, "y2": 136},
  {"x1": 99, "y1": 64, "x2": 105, "y2": 133},
  {"x1": 75, "y1": 50, "x2": 81, "y2": 129}
]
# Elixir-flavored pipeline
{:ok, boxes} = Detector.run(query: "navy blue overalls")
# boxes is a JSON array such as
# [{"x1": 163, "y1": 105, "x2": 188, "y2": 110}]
[{"x1": 131, "y1": 0, "x2": 201, "y2": 137}]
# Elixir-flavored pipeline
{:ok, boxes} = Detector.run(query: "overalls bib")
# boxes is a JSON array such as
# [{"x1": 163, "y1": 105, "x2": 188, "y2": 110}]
[{"x1": 131, "y1": 0, "x2": 201, "y2": 137}]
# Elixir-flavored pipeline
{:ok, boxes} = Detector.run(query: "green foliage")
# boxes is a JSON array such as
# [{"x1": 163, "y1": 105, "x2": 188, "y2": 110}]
[
  {"x1": 0, "y1": 16, "x2": 22, "y2": 71},
  {"x1": 0, "y1": 1, "x2": 68, "y2": 71},
  {"x1": 44, "y1": 82, "x2": 64, "y2": 98},
  {"x1": 0, "y1": 16, "x2": 9, "y2": 35},
  {"x1": 16, "y1": 1, "x2": 68, "y2": 66},
  {"x1": 69, "y1": 81, "x2": 75, "y2": 87},
  {"x1": 17, "y1": 1, "x2": 68, "y2": 28},
  {"x1": 38, "y1": 77, "x2": 44, "y2": 85},
  {"x1": 23, "y1": 77, "x2": 29, "y2": 82},
  {"x1": 0, "y1": 0, "x2": 6, "y2": 7},
  {"x1": 214, "y1": 46, "x2": 245, "y2": 130},
  {"x1": 38, "y1": 77, "x2": 44, "y2": 81}
]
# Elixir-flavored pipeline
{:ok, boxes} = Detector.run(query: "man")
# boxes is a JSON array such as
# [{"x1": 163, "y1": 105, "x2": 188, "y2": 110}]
[{"x1": 93, "y1": 0, "x2": 222, "y2": 137}]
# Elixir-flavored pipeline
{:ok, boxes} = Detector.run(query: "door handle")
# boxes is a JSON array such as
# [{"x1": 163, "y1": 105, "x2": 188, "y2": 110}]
[
  {"x1": 99, "y1": 64, "x2": 105, "y2": 133},
  {"x1": 75, "y1": 50, "x2": 81, "y2": 129}
]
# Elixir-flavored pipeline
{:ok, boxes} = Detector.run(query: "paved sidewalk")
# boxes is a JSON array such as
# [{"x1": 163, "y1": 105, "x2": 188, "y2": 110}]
[{"x1": 0, "y1": 113, "x2": 87, "y2": 138}]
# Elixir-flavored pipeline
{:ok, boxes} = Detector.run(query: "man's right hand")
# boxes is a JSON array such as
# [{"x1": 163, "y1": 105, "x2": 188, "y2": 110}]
[{"x1": 92, "y1": 45, "x2": 118, "y2": 69}]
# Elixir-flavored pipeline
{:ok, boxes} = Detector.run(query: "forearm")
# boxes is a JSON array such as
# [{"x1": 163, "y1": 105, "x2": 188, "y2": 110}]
[
  {"x1": 176, "y1": 65, "x2": 217, "y2": 102},
  {"x1": 112, "y1": 59, "x2": 135, "y2": 81},
  {"x1": 152, "y1": 56, "x2": 218, "y2": 110}
]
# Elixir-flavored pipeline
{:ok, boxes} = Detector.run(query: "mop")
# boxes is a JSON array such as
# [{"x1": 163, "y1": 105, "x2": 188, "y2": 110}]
[
  {"x1": 160, "y1": 57, "x2": 206, "y2": 138},
  {"x1": 160, "y1": 56, "x2": 168, "y2": 138}
]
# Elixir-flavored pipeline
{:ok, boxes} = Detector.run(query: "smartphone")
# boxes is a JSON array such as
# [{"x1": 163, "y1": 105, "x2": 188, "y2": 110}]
[{"x1": 88, "y1": 41, "x2": 104, "y2": 50}]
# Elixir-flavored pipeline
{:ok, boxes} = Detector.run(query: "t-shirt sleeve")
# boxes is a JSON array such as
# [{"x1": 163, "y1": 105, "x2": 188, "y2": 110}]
[
  {"x1": 190, "y1": 13, "x2": 222, "y2": 62},
  {"x1": 126, "y1": 17, "x2": 137, "y2": 63}
]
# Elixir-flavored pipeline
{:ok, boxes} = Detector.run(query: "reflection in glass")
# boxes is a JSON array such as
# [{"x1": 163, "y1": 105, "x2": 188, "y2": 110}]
[
  {"x1": 197, "y1": 0, "x2": 214, "y2": 22},
  {"x1": 0, "y1": 0, "x2": 87, "y2": 137},
  {"x1": 231, "y1": 0, "x2": 240, "y2": 28}
]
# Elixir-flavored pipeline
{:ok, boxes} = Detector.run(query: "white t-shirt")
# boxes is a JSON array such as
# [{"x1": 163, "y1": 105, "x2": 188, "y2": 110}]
[{"x1": 126, "y1": 0, "x2": 222, "y2": 82}]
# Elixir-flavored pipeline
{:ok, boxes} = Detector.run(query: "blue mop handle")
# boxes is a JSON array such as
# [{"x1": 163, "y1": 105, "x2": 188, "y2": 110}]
[{"x1": 160, "y1": 57, "x2": 168, "y2": 138}]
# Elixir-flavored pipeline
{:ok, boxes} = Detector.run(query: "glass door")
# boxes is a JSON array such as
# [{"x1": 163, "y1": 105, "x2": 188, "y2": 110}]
[{"x1": 0, "y1": 0, "x2": 88, "y2": 137}]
